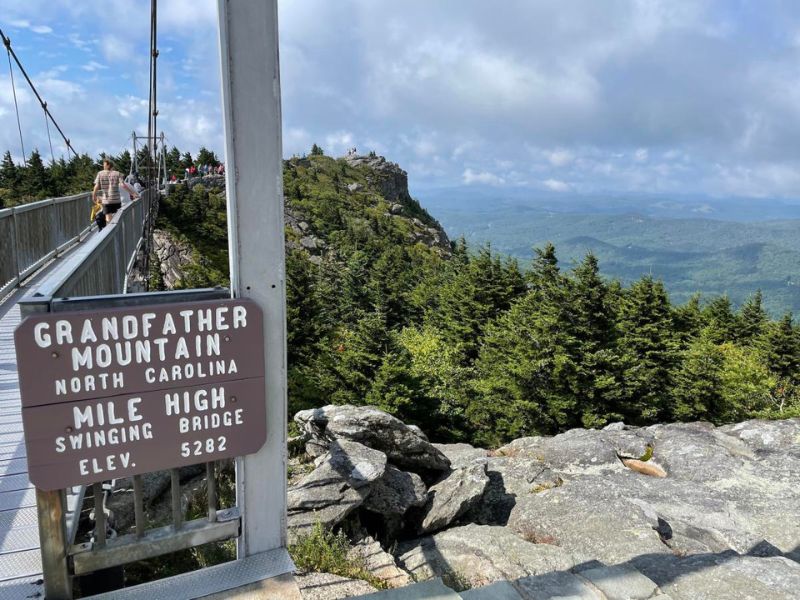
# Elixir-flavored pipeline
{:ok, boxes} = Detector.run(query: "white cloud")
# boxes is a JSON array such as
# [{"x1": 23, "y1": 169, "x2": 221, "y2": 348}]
[
  {"x1": 463, "y1": 168, "x2": 505, "y2": 186},
  {"x1": 82, "y1": 61, "x2": 108, "y2": 72},
  {"x1": 30, "y1": 25, "x2": 52, "y2": 34},
  {"x1": 546, "y1": 148, "x2": 575, "y2": 167},
  {"x1": 634, "y1": 148, "x2": 649, "y2": 162},
  {"x1": 324, "y1": 131, "x2": 355, "y2": 155},
  {"x1": 543, "y1": 178, "x2": 571, "y2": 192}
]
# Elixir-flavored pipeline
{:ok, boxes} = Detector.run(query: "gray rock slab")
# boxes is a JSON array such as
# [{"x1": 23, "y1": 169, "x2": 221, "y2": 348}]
[
  {"x1": 468, "y1": 456, "x2": 560, "y2": 526},
  {"x1": 397, "y1": 524, "x2": 575, "y2": 590},
  {"x1": 348, "y1": 536, "x2": 411, "y2": 588},
  {"x1": 514, "y1": 571, "x2": 602, "y2": 599},
  {"x1": 508, "y1": 474, "x2": 669, "y2": 564},
  {"x1": 364, "y1": 465, "x2": 427, "y2": 516},
  {"x1": 350, "y1": 578, "x2": 461, "y2": 599},
  {"x1": 460, "y1": 580, "x2": 524, "y2": 599},
  {"x1": 287, "y1": 440, "x2": 387, "y2": 541},
  {"x1": 295, "y1": 405, "x2": 450, "y2": 473},
  {"x1": 296, "y1": 572, "x2": 377, "y2": 599},
  {"x1": 433, "y1": 443, "x2": 489, "y2": 469},
  {"x1": 576, "y1": 564, "x2": 660, "y2": 600},
  {"x1": 632, "y1": 553, "x2": 800, "y2": 600},
  {"x1": 420, "y1": 462, "x2": 489, "y2": 533}
]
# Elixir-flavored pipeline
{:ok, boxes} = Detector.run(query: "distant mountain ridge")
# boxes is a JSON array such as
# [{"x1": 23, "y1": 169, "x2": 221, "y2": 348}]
[{"x1": 420, "y1": 188, "x2": 800, "y2": 316}]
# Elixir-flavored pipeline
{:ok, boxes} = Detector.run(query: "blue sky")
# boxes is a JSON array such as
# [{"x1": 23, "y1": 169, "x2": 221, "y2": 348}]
[{"x1": 2, "y1": 1, "x2": 800, "y2": 199}]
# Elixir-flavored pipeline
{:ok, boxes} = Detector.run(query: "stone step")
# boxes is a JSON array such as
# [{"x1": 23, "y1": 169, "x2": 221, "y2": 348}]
[
  {"x1": 460, "y1": 580, "x2": 523, "y2": 599},
  {"x1": 350, "y1": 578, "x2": 461, "y2": 599}
]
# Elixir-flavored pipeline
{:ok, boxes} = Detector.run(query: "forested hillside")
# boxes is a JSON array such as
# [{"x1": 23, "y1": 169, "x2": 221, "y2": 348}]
[
  {"x1": 151, "y1": 150, "x2": 800, "y2": 448},
  {"x1": 423, "y1": 192, "x2": 800, "y2": 316}
]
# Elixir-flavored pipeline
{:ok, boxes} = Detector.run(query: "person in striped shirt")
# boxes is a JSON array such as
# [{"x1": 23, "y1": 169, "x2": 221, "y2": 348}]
[{"x1": 93, "y1": 158, "x2": 139, "y2": 223}]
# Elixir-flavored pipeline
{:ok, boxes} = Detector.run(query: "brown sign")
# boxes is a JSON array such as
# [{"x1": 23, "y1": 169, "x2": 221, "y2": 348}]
[{"x1": 14, "y1": 298, "x2": 267, "y2": 490}]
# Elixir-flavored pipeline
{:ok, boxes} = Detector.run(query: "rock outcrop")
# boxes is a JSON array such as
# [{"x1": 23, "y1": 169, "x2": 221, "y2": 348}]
[
  {"x1": 152, "y1": 229, "x2": 196, "y2": 289},
  {"x1": 288, "y1": 406, "x2": 800, "y2": 599}
]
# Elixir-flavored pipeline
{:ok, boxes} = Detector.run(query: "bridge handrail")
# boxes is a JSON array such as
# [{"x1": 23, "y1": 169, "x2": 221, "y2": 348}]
[
  {"x1": 0, "y1": 192, "x2": 95, "y2": 298},
  {"x1": 17, "y1": 191, "x2": 153, "y2": 309}
]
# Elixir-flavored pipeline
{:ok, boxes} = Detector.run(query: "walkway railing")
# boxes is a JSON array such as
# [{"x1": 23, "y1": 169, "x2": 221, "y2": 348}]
[{"x1": 0, "y1": 193, "x2": 95, "y2": 298}]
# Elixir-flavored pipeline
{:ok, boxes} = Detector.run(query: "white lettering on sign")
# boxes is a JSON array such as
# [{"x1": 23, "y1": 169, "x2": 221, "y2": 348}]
[
  {"x1": 18, "y1": 300, "x2": 264, "y2": 489},
  {"x1": 79, "y1": 453, "x2": 132, "y2": 475}
]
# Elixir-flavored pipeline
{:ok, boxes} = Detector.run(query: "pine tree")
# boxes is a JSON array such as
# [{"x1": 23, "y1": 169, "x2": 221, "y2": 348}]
[
  {"x1": 196, "y1": 147, "x2": 220, "y2": 167},
  {"x1": 19, "y1": 149, "x2": 51, "y2": 199},
  {"x1": 617, "y1": 276, "x2": 677, "y2": 422},
  {"x1": 763, "y1": 313, "x2": 800, "y2": 383},
  {"x1": 310, "y1": 143, "x2": 324, "y2": 156},
  {"x1": 568, "y1": 253, "x2": 623, "y2": 427},
  {"x1": 702, "y1": 295, "x2": 737, "y2": 343},
  {"x1": 672, "y1": 334, "x2": 725, "y2": 421},
  {"x1": 0, "y1": 151, "x2": 19, "y2": 206},
  {"x1": 737, "y1": 290, "x2": 768, "y2": 343},
  {"x1": 673, "y1": 294, "x2": 703, "y2": 347}
]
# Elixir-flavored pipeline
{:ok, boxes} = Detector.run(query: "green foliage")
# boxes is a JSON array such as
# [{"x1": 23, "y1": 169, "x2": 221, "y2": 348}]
[
  {"x1": 289, "y1": 522, "x2": 388, "y2": 590},
  {"x1": 149, "y1": 148, "x2": 800, "y2": 448},
  {"x1": 0, "y1": 149, "x2": 100, "y2": 206}
]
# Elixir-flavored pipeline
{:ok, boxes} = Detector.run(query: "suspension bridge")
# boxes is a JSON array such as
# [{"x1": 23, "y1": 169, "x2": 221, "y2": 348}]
[{"x1": 0, "y1": 2, "x2": 295, "y2": 598}]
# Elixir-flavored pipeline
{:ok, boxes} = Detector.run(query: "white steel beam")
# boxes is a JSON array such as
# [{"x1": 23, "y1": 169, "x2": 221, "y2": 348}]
[{"x1": 217, "y1": 0, "x2": 288, "y2": 555}]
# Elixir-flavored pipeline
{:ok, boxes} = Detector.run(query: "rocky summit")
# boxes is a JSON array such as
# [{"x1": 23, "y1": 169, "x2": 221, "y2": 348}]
[{"x1": 288, "y1": 405, "x2": 800, "y2": 599}]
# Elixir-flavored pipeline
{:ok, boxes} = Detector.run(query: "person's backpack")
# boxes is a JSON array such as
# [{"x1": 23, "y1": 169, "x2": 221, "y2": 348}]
[{"x1": 90, "y1": 203, "x2": 106, "y2": 230}]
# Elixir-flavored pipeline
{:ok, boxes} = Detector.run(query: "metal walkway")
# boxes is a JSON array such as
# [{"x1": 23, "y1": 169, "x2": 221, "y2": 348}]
[
  {"x1": 0, "y1": 304, "x2": 47, "y2": 599},
  {"x1": 0, "y1": 241, "x2": 92, "y2": 599}
]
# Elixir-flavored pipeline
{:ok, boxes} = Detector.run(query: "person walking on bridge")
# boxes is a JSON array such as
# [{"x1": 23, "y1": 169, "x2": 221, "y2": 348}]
[{"x1": 93, "y1": 158, "x2": 138, "y2": 223}]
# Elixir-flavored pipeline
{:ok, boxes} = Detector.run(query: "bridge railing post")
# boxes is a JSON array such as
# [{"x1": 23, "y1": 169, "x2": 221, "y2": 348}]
[{"x1": 218, "y1": 0, "x2": 289, "y2": 556}]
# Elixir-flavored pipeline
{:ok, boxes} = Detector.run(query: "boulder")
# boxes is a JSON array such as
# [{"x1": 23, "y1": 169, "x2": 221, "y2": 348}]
[
  {"x1": 347, "y1": 536, "x2": 411, "y2": 588},
  {"x1": 397, "y1": 524, "x2": 575, "y2": 590},
  {"x1": 433, "y1": 443, "x2": 488, "y2": 469},
  {"x1": 497, "y1": 427, "x2": 654, "y2": 475},
  {"x1": 419, "y1": 462, "x2": 489, "y2": 534},
  {"x1": 363, "y1": 465, "x2": 427, "y2": 516},
  {"x1": 718, "y1": 418, "x2": 800, "y2": 455},
  {"x1": 288, "y1": 440, "x2": 386, "y2": 540},
  {"x1": 294, "y1": 405, "x2": 450, "y2": 474}
]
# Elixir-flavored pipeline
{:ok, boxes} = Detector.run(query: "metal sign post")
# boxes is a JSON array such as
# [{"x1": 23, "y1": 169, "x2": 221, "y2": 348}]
[{"x1": 217, "y1": 0, "x2": 289, "y2": 556}]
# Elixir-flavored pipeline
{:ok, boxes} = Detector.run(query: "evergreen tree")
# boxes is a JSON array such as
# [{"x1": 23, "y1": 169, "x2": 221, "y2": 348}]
[
  {"x1": 672, "y1": 335, "x2": 725, "y2": 421},
  {"x1": 310, "y1": 143, "x2": 324, "y2": 156},
  {"x1": 763, "y1": 313, "x2": 800, "y2": 383},
  {"x1": 0, "y1": 151, "x2": 19, "y2": 206},
  {"x1": 702, "y1": 295, "x2": 737, "y2": 343},
  {"x1": 315, "y1": 311, "x2": 390, "y2": 406},
  {"x1": 180, "y1": 151, "x2": 194, "y2": 170},
  {"x1": 19, "y1": 150, "x2": 51, "y2": 199},
  {"x1": 166, "y1": 146, "x2": 182, "y2": 177},
  {"x1": 196, "y1": 147, "x2": 220, "y2": 167},
  {"x1": 737, "y1": 290, "x2": 768, "y2": 343},
  {"x1": 568, "y1": 253, "x2": 624, "y2": 427},
  {"x1": 617, "y1": 276, "x2": 677, "y2": 422},
  {"x1": 673, "y1": 294, "x2": 703, "y2": 347}
]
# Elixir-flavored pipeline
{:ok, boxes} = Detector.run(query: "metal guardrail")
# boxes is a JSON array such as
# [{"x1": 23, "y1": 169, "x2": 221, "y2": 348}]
[{"x1": 0, "y1": 193, "x2": 95, "y2": 298}]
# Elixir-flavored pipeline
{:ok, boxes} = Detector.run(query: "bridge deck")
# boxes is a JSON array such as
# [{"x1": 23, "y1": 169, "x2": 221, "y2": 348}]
[
  {"x1": 0, "y1": 283, "x2": 86, "y2": 598},
  {"x1": 0, "y1": 304, "x2": 45, "y2": 599}
]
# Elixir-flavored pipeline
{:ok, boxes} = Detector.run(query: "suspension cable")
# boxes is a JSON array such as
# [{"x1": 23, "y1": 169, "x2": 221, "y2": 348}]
[
  {"x1": 0, "y1": 27, "x2": 78, "y2": 160},
  {"x1": 43, "y1": 102, "x2": 55, "y2": 163},
  {"x1": 4, "y1": 38, "x2": 26, "y2": 164}
]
